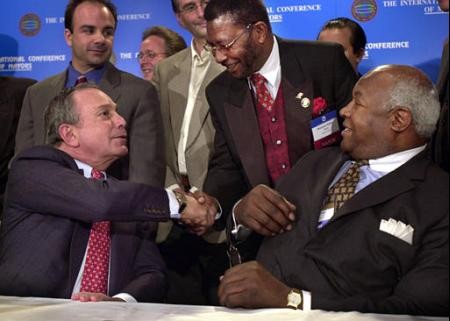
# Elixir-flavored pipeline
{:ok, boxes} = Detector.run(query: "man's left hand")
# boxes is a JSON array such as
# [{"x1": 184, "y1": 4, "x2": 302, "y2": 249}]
[{"x1": 218, "y1": 261, "x2": 290, "y2": 308}]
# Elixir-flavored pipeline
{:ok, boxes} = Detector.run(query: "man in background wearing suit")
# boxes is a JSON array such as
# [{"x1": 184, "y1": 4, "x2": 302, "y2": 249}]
[
  {"x1": 432, "y1": 0, "x2": 449, "y2": 171},
  {"x1": 15, "y1": 0, "x2": 165, "y2": 187},
  {"x1": 218, "y1": 65, "x2": 449, "y2": 316},
  {"x1": 0, "y1": 76, "x2": 36, "y2": 218},
  {"x1": 0, "y1": 84, "x2": 216, "y2": 302},
  {"x1": 202, "y1": 0, "x2": 357, "y2": 261},
  {"x1": 151, "y1": 0, "x2": 227, "y2": 305}
]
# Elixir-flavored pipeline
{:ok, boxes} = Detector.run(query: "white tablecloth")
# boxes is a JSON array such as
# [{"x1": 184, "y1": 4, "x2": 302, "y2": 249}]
[{"x1": 0, "y1": 296, "x2": 447, "y2": 321}]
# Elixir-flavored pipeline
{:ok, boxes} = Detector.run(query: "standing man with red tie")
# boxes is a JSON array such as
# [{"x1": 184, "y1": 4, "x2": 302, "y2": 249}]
[
  {"x1": 0, "y1": 84, "x2": 216, "y2": 302},
  {"x1": 15, "y1": 0, "x2": 165, "y2": 188},
  {"x1": 202, "y1": 0, "x2": 358, "y2": 261}
]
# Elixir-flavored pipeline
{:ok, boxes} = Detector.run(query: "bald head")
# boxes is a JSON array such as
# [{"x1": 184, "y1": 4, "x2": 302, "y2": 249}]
[
  {"x1": 340, "y1": 64, "x2": 440, "y2": 159},
  {"x1": 365, "y1": 65, "x2": 440, "y2": 139}
]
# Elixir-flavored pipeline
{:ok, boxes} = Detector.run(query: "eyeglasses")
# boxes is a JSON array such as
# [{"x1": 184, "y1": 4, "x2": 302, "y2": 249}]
[
  {"x1": 204, "y1": 24, "x2": 253, "y2": 55},
  {"x1": 137, "y1": 50, "x2": 167, "y2": 60},
  {"x1": 179, "y1": 0, "x2": 209, "y2": 14}
]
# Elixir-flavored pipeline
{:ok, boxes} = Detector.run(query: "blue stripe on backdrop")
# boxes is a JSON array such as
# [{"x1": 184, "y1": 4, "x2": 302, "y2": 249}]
[{"x1": 0, "y1": 0, "x2": 448, "y2": 82}]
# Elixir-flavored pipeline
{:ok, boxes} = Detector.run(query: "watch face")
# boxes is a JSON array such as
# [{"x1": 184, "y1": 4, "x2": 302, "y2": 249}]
[{"x1": 288, "y1": 291, "x2": 302, "y2": 307}]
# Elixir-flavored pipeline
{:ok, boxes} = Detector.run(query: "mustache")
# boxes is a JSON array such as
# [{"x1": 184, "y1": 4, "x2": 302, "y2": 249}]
[{"x1": 88, "y1": 44, "x2": 108, "y2": 51}]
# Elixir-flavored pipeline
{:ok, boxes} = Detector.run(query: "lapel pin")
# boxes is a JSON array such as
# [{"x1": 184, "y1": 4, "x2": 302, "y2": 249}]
[
  {"x1": 296, "y1": 92, "x2": 304, "y2": 100},
  {"x1": 301, "y1": 97, "x2": 311, "y2": 108}
]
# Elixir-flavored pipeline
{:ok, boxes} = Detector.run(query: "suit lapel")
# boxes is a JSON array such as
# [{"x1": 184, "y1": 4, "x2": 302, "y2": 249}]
[
  {"x1": 99, "y1": 62, "x2": 121, "y2": 102},
  {"x1": 306, "y1": 152, "x2": 349, "y2": 234},
  {"x1": 225, "y1": 78, "x2": 270, "y2": 186},
  {"x1": 168, "y1": 51, "x2": 191, "y2": 147},
  {"x1": 69, "y1": 223, "x2": 90, "y2": 294},
  {"x1": 278, "y1": 39, "x2": 315, "y2": 165}
]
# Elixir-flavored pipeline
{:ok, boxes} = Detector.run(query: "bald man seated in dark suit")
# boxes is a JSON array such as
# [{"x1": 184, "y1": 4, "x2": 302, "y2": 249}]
[
  {"x1": 0, "y1": 84, "x2": 216, "y2": 303},
  {"x1": 218, "y1": 65, "x2": 449, "y2": 316}
]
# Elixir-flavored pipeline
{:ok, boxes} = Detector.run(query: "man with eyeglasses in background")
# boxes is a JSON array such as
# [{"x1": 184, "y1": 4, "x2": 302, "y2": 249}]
[
  {"x1": 138, "y1": 26, "x2": 187, "y2": 81},
  {"x1": 16, "y1": 0, "x2": 165, "y2": 188},
  {"x1": 202, "y1": 0, "x2": 358, "y2": 262},
  {"x1": 151, "y1": 0, "x2": 227, "y2": 305}
]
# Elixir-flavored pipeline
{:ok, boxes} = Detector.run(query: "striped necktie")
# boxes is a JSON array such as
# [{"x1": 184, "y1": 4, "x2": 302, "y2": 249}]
[{"x1": 318, "y1": 160, "x2": 368, "y2": 229}]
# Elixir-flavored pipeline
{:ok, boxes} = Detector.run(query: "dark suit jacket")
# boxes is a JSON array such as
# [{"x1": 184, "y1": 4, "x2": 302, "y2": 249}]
[
  {"x1": 15, "y1": 62, "x2": 165, "y2": 186},
  {"x1": 0, "y1": 145, "x2": 170, "y2": 302},
  {"x1": 432, "y1": 39, "x2": 449, "y2": 172},
  {"x1": 0, "y1": 76, "x2": 36, "y2": 215},
  {"x1": 258, "y1": 147, "x2": 449, "y2": 316},
  {"x1": 203, "y1": 39, "x2": 357, "y2": 257}
]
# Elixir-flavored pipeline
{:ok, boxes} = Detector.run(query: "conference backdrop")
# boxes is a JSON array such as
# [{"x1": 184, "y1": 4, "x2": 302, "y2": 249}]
[{"x1": 0, "y1": 0, "x2": 448, "y2": 82}]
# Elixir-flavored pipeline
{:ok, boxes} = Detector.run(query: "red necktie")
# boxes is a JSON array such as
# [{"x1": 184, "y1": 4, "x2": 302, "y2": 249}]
[
  {"x1": 250, "y1": 73, "x2": 274, "y2": 110},
  {"x1": 75, "y1": 75, "x2": 88, "y2": 86},
  {"x1": 80, "y1": 168, "x2": 110, "y2": 294}
]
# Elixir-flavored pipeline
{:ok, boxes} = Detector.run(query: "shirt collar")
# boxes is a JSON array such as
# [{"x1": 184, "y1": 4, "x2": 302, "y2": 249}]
[
  {"x1": 368, "y1": 144, "x2": 427, "y2": 173},
  {"x1": 254, "y1": 36, "x2": 281, "y2": 89},
  {"x1": 74, "y1": 159, "x2": 107, "y2": 179},
  {"x1": 66, "y1": 63, "x2": 106, "y2": 88},
  {"x1": 190, "y1": 40, "x2": 211, "y2": 65}
]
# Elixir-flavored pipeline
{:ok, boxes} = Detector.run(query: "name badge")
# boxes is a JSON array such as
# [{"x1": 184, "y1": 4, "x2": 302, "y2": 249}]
[{"x1": 310, "y1": 110, "x2": 341, "y2": 150}]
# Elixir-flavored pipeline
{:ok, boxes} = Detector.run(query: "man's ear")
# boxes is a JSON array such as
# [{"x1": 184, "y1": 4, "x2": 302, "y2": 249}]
[
  {"x1": 64, "y1": 29, "x2": 73, "y2": 47},
  {"x1": 391, "y1": 106, "x2": 413, "y2": 133},
  {"x1": 58, "y1": 124, "x2": 79, "y2": 147},
  {"x1": 252, "y1": 21, "x2": 270, "y2": 45},
  {"x1": 356, "y1": 48, "x2": 365, "y2": 63}
]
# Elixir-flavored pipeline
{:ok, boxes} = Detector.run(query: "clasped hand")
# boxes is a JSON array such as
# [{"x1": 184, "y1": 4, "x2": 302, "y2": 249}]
[{"x1": 178, "y1": 190, "x2": 219, "y2": 235}]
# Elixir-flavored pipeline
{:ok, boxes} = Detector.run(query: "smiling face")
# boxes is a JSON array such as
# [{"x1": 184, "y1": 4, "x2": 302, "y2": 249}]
[
  {"x1": 175, "y1": 0, "x2": 208, "y2": 39},
  {"x1": 66, "y1": 88, "x2": 128, "y2": 169},
  {"x1": 207, "y1": 17, "x2": 264, "y2": 79},
  {"x1": 139, "y1": 35, "x2": 168, "y2": 81},
  {"x1": 64, "y1": 1, "x2": 115, "y2": 73},
  {"x1": 339, "y1": 71, "x2": 396, "y2": 160}
]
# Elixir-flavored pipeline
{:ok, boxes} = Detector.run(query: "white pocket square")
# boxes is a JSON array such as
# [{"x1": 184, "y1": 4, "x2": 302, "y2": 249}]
[{"x1": 379, "y1": 218, "x2": 414, "y2": 245}]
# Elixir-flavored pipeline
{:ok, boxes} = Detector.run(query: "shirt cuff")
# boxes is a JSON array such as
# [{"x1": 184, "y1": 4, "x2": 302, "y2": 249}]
[
  {"x1": 166, "y1": 189, "x2": 181, "y2": 219},
  {"x1": 167, "y1": 184, "x2": 181, "y2": 191},
  {"x1": 113, "y1": 293, "x2": 137, "y2": 303},
  {"x1": 231, "y1": 200, "x2": 251, "y2": 240},
  {"x1": 302, "y1": 290, "x2": 311, "y2": 311}
]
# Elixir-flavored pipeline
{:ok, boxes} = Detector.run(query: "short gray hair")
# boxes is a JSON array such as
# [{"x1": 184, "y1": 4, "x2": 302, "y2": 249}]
[
  {"x1": 44, "y1": 83, "x2": 99, "y2": 146},
  {"x1": 384, "y1": 74, "x2": 440, "y2": 139}
]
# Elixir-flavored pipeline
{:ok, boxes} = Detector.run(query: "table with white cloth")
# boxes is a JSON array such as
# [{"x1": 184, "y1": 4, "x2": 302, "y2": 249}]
[{"x1": 0, "y1": 296, "x2": 447, "y2": 321}]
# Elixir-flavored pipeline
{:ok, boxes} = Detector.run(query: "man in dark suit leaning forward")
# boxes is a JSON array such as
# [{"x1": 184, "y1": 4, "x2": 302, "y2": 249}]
[
  {"x1": 202, "y1": 0, "x2": 358, "y2": 261},
  {"x1": 218, "y1": 65, "x2": 449, "y2": 316},
  {"x1": 0, "y1": 84, "x2": 216, "y2": 302}
]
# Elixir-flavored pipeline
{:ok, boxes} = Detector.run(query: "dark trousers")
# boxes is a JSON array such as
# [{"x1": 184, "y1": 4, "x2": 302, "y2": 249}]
[{"x1": 158, "y1": 225, "x2": 228, "y2": 305}]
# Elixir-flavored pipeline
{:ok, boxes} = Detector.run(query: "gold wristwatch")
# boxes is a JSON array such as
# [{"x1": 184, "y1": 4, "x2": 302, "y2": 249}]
[
  {"x1": 286, "y1": 288, "x2": 303, "y2": 309},
  {"x1": 173, "y1": 190, "x2": 187, "y2": 214}
]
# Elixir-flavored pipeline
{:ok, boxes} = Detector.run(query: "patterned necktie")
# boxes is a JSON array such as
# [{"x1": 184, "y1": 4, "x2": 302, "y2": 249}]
[
  {"x1": 75, "y1": 75, "x2": 88, "y2": 86},
  {"x1": 318, "y1": 160, "x2": 368, "y2": 229},
  {"x1": 80, "y1": 168, "x2": 110, "y2": 294},
  {"x1": 250, "y1": 73, "x2": 274, "y2": 110}
]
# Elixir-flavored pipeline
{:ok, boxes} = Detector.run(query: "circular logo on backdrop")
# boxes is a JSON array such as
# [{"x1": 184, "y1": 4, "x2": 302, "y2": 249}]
[
  {"x1": 19, "y1": 13, "x2": 41, "y2": 36},
  {"x1": 352, "y1": 0, "x2": 378, "y2": 22}
]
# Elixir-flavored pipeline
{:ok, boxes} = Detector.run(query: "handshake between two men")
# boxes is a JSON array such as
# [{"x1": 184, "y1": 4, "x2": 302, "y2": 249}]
[{"x1": 174, "y1": 189, "x2": 222, "y2": 236}]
